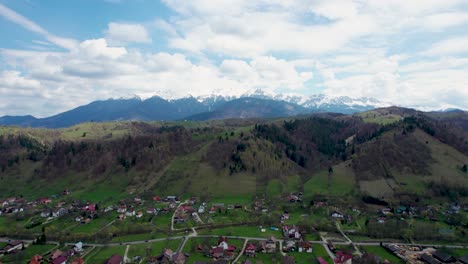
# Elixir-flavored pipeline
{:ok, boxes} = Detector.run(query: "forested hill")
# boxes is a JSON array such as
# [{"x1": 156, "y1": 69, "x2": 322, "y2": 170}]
[{"x1": 0, "y1": 107, "x2": 467, "y2": 203}]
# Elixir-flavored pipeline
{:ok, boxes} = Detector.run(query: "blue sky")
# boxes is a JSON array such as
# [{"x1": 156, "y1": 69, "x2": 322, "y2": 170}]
[{"x1": 0, "y1": 0, "x2": 468, "y2": 116}]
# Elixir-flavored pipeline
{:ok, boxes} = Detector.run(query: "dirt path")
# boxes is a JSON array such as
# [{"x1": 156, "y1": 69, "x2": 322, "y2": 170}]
[{"x1": 232, "y1": 239, "x2": 248, "y2": 263}]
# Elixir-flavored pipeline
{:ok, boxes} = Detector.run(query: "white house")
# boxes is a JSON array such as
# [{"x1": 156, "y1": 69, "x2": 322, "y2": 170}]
[{"x1": 331, "y1": 211, "x2": 344, "y2": 219}]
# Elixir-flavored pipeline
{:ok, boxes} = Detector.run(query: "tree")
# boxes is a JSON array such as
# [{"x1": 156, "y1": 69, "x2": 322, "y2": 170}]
[{"x1": 462, "y1": 164, "x2": 467, "y2": 173}]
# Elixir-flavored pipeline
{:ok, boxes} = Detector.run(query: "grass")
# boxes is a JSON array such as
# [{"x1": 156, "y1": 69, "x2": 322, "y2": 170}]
[
  {"x1": 127, "y1": 239, "x2": 182, "y2": 260},
  {"x1": 304, "y1": 172, "x2": 329, "y2": 197},
  {"x1": 85, "y1": 245, "x2": 126, "y2": 263},
  {"x1": 0, "y1": 244, "x2": 56, "y2": 263},
  {"x1": 197, "y1": 225, "x2": 281, "y2": 238},
  {"x1": 266, "y1": 179, "x2": 283, "y2": 197},
  {"x1": 361, "y1": 246, "x2": 404, "y2": 263}
]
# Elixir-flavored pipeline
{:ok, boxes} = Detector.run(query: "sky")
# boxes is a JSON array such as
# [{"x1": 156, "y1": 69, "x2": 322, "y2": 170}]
[{"x1": 0, "y1": 0, "x2": 468, "y2": 117}]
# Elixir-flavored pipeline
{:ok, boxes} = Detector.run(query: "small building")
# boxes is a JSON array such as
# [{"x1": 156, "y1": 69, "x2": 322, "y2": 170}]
[
  {"x1": 334, "y1": 251, "x2": 352, "y2": 264},
  {"x1": 2, "y1": 241, "x2": 24, "y2": 254},
  {"x1": 420, "y1": 254, "x2": 440, "y2": 264},
  {"x1": 244, "y1": 243, "x2": 257, "y2": 257},
  {"x1": 459, "y1": 254, "x2": 468, "y2": 264},
  {"x1": 51, "y1": 256, "x2": 67, "y2": 264},
  {"x1": 105, "y1": 254, "x2": 123, "y2": 264},
  {"x1": 432, "y1": 251, "x2": 456, "y2": 263},
  {"x1": 331, "y1": 211, "x2": 344, "y2": 219}
]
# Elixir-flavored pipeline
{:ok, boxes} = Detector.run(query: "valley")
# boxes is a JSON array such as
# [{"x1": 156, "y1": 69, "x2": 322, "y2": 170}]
[{"x1": 0, "y1": 107, "x2": 467, "y2": 263}]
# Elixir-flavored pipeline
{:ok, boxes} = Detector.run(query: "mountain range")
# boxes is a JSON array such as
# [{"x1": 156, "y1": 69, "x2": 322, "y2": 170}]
[{"x1": 0, "y1": 93, "x2": 390, "y2": 128}]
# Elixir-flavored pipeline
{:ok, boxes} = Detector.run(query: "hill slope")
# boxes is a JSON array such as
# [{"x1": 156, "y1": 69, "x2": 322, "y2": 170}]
[{"x1": 0, "y1": 107, "x2": 466, "y2": 204}]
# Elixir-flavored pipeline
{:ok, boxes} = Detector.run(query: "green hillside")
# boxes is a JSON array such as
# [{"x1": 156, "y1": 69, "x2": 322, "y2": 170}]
[{"x1": 0, "y1": 107, "x2": 467, "y2": 205}]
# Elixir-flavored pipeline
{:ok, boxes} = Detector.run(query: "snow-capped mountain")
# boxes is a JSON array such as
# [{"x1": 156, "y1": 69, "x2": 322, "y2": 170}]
[{"x1": 0, "y1": 91, "x2": 390, "y2": 128}]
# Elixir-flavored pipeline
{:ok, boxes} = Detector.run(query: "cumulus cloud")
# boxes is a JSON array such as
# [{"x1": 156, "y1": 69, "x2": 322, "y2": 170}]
[
  {"x1": 1, "y1": 0, "x2": 468, "y2": 116},
  {"x1": 105, "y1": 22, "x2": 152, "y2": 44}
]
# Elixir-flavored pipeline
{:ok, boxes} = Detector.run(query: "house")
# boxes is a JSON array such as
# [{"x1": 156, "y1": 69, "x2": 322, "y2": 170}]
[
  {"x1": 459, "y1": 254, "x2": 468, "y2": 264},
  {"x1": 105, "y1": 254, "x2": 123, "y2": 264},
  {"x1": 41, "y1": 210, "x2": 51, "y2": 218},
  {"x1": 174, "y1": 215, "x2": 188, "y2": 223},
  {"x1": 218, "y1": 237, "x2": 229, "y2": 250},
  {"x1": 420, "y1": 254, "x2": 440, "y2": 264},
  {"x1": 146, "y1": 208, "x2": 157, "y2": 214},
  {"x1": 209, "y1": 206, "x2": 216, "y2": 214},
  {"x1": 40, "y1": 198, "x2": 52, "y2": 205},
  {"x1": 29, "y1": 255, "x2": 43, "y2": 264},
  {"x1": 2, "y1": 241, "x2": 24, "y2": 254},
  {"x1": 74, "y1": 242, "x2": 83, "y2": 252},
  {"x1": 331, "y1": 211, "x2": 344, "y2": 219},
  {"x1": 50, "y1": 250, "x2": 64, "y2": 261},
  {"x1": 117, "y1": 205, "x2": 127, "y2": 213},
  {"x1": 432, "y1": 251, "x2": 456, "y2": 263},
  {"x1": 152, "y1": 196, "x2": 161, "y2": 202},
  {"x1": 282, "y1": 225, "x2": 301, "y2": 240},
  {"x1": 75, "y1": 216, "x2": 83, "y2": 222},
  {"x1": 198, "y1": 205, "x2": 205, "y2": 214},
  {"x1": 180, "y1": 205, "x2": 195, "y2": 213},
  {"x1": 334, "y1": 251, "x2": 353, "y2": 264},
  {"x1": 211, "y1": 247, "x2": 224, "y2": 258},
  {"x1": 281, "y1": 213, "x2": 290, "y2": 221},
  {"x1": 51, "y1": 256, "x2": 67, "y2": 264},
  {"x1": 298, "y1": 241, "x2": 313, "y2": 253},
  {"x1": 381, "y1": 208, "x2": 392, "y2": 215},
  {"x1": 53, "y1": 208, "x2": 68, "y2": 218},
  {"x1": 70, "y1": 258, "x2": 84, "y2": 264},
  {"x1": 244, "y1": 243, "x2": 257, "y2": 257},
  {"x1": 259, "y1": 237, "x2": 276, "y2": 253},
  {"x1": 80, "y1": 218, "x2": 91, "y2": 224},
  {"x1": 172, "y1": 253, "x2": 187, "y2": 264},
  {"x1": 166, "y1": 196, "x2": 178, "y2": 202},
  {"x1": 104, "y1": 205, "x2": 114, "y2": 213},
  {"x1": 117, "y1": 214, "x2": 126, "y2": 221},
  {"x1": 377, "y1": 217, "x2": 386, "y2": 224},
  {"x1": 136, "y1": 212, "x2": 143, "y2": 218},
  {"x1": 125, "y1": 210, "x2": 135, "y2": 217},
  {"x1": 283, "y1": 240, "x2": 296, "y2": 252}
]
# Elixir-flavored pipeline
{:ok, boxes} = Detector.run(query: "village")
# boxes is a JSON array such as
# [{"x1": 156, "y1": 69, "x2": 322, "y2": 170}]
[{"x1": 0, "y1": 191, "x2": 467, "y2": 263}]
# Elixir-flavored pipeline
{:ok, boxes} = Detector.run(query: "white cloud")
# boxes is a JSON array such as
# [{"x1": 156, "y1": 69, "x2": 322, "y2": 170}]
[
  {"x1": 422, "y1": 12, "x2": 468, "y2": 30},
  {"x1": 105, "y1": 22, "x2": 152, "y2": 44},
  {"x1": 1, "y1": 0, "x2": 468, "y2": 115},
  {"x1": 424, "y1": 36, "x2": 468, "y2": 56}
]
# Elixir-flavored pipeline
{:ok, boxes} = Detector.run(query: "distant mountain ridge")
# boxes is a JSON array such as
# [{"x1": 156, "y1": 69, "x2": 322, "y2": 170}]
[{"x1": 0, "y1": 93, "x2": 389, "y2": 128}]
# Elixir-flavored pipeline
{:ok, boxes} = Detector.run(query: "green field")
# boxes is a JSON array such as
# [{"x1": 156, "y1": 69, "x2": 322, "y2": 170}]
[
  {"x1": 85, "y1": 245, "x2": 126, "y2": 263},
  {"x1": 361, "y1": 246, "x2": 404, "y2": 263},
  {"x1": 0, "y1": 244, "x2": 57, "y2": 263},
  {"x1": 126, "y1": 239, "x2": 182, "y2": 261}
]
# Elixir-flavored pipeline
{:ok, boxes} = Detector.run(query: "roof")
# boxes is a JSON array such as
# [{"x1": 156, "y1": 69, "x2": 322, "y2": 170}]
[
  {"x1": 433, "y1": 251, "x2": 455, "y2": 262},
  {"x1": 51, "y1": 256, "x2": 67, "y2": 264},
  {"x1": 420, "y1": 254, "x2": 440, "y2": 264},
  {"x1": 9, "y1": 240, "x2": 23, "y2": 246},
  {"x1": 70, "y1": 258, "x2": 84, "y2": 264},
  {"x1": 50, "y1": 250, "x2": 63, "y2": 260},
  {"x1": 172, "y1": 253, "x2": 186, "y2": 261},
  {"x1": 246, "y1": 243, "x2": 257, "y2": 250},
  {"x1": 460, "y1": 254, "x2": 468, "y2": 264},
  {"x1": 335, "y1": 251, "x2": 353, "y2": 264},
  {"x1": 106, "y1": 254, "x2": 123, "y2": 264}
]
